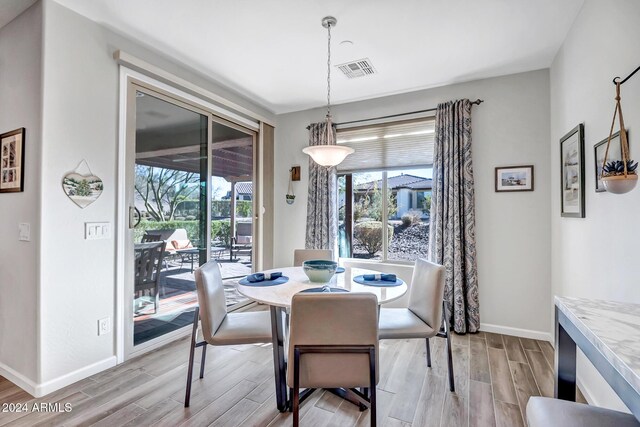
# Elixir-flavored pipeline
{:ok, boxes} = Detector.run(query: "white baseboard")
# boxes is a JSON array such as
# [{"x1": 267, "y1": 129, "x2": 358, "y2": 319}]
[
  {"x1": 480, "y1": 323, "x2": 552, "y2": 343},
  {"x1": 35, "y1": 356, "x2": 117, "y2": 397},
  {"x1": 0, "y1": 361, "x2": 38, "y2": 397}
]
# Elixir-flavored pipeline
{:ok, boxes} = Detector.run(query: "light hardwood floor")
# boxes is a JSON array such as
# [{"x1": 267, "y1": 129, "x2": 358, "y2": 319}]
[{"x1": 0, "y1": 331, "x2": 558, "y2": 427}]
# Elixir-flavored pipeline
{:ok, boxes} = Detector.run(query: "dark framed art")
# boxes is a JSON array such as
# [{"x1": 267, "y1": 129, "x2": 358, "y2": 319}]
[
  {"x1": 594, "y1": 130, "x2": 628, "y2": 193},
  {"x1": 560, "y1": 124, "x2": 585, "y2": 218},
  {"x1": 495, "y1": 165, "x2": 534, "y2": 192},
  {"x1": 0, "y1": 128, "x2": 25, "y2": 193}
]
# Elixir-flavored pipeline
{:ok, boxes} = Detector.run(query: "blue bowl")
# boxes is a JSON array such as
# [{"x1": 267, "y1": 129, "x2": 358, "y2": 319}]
[{"x1": 302, "y1": 259, "x2": 338, "y2": 283}]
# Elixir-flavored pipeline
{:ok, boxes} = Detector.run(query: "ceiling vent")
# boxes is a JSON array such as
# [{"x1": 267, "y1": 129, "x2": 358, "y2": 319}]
[{"x1": 336, "y1": 58, "x2": 376, "y2": 79}]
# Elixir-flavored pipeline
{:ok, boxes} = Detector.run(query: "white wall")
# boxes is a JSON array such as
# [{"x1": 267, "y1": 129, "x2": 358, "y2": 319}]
[
  {"x1": 550, "y1": 0, "x2": 640, "y2": 411},
  {"x1": 35, "y1": 0, "x2": 275, "y2": 394},
  {"x1": 275, "y1": 70, "x2": 552, "y2": 337},
  {"x1": 0, "y1": 2, "x2": 42, "y2": 390}
]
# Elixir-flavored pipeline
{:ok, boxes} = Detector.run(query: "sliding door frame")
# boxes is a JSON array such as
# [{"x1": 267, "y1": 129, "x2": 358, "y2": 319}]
[{"x1": 117, "y1": 67, "x2": 265, "y2": 362}]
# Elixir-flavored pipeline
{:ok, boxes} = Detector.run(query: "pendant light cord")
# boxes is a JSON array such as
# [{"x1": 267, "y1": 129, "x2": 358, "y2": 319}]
[{"x1": 326, "y1": 21, "x2": 332, "y2": 119}]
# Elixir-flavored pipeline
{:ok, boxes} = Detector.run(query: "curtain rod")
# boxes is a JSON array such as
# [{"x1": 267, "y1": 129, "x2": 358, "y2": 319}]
[{"x1": 332, "y1": 99, "x2": 484, "y2": 127}]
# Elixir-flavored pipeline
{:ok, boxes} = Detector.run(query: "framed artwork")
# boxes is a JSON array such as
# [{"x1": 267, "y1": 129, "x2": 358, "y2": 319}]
[
  {"x1": 560, "y1": 124, "x2": 585, "y2": 218},
  {"x1": 495, "y1": 165, "x2": 534, "y2": 192},
  {"x1": 0, "y1": 128, "x2": 25, "y2": 193},
  {"x1": 594, "y1": 130, "x2": 628, "y2": 193}
]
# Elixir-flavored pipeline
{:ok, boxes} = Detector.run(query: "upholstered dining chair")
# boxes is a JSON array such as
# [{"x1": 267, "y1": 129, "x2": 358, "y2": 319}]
[
  {"x1": 293, "y1": 249, "x2": 334, "y2": 266},
  {"x1": 288, "y1": 292, "x2": 379, "y2": 427},
  {"x1": 527, "y1": 397, "x2": 640, "y2": 427},
  {"x1": 377, "y1": 258, "x2": 455, "y2": 392},
  {"x1": 184, "y1": 260, "x2": 272, "y2": 407}
]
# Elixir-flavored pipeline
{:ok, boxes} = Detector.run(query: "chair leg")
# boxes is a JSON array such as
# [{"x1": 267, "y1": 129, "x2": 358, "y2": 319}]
[
  {"x1": 425, "y1": 338, "x2": 432, "y2": 367},
  {"x1": 199, "y1": 344, "x2": 207, "y2": 379},
  {"x1": 444, "y1": 319, "x2": 455, "y2": 392},
  {"x1": 369, "y1": 348, "x2": 377, "y2": 427},
  {"x1": 153, "y1": 290, "x2": 159, "y2": 314},
  {"x1": 289, "y1": 388, "x2": 294, "y2": 412},
  {"x1": 293, "y1": 348, "x2": 301, "y2": 427},
  {"x1": 184, "y1": 307, "x2": 200, "y2": 407}
]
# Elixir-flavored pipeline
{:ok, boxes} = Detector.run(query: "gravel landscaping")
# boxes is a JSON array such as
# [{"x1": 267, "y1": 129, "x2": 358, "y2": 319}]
[{"x1": 353, "y1": 221, "x2": 429, "y2": 261}]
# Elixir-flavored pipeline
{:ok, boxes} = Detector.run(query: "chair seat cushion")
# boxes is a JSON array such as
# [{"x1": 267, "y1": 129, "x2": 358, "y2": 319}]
[
  {"x1": 207, "y1": 310, "x2": 272, "y2": 345},
  {"x1": 527, "y1": 397, "x2": 640, "y2": 427},
  {"x1": 378, "y1": 308, "x2": 436, "y2": 339}
]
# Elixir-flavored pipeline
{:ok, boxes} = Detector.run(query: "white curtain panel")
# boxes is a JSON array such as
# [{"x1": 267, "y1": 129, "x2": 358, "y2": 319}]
[
  {"x1": 305, "y1": 122, "x2": 338, "y2": 252},
  {"x1": 428, "y1": 99, "x2": 480, "y2": 334}
]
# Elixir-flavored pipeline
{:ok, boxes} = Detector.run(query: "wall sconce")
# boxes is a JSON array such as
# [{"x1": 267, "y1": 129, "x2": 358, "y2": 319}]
[{"x1": 286, "y1": 166, "x2": 300, "y2": 204}]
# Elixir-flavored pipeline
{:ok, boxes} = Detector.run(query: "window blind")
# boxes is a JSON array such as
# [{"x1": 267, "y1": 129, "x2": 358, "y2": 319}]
[{"x1": 336, "y1": 117, "x2": 435, "y2": 172}]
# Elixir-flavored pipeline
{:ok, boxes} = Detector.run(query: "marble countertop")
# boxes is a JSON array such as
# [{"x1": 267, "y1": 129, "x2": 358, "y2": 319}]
[{"x1": 555, "y1": 296, "x2": 640, "y2": 397}]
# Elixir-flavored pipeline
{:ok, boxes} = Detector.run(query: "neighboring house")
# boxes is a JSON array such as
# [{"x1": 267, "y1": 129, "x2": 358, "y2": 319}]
[
  {"x1": 354, "y1": 174, "x2": 432, "y2": 219},
  {"x1": 223, "y1": 181, "x2": 252, "y2": 201}
]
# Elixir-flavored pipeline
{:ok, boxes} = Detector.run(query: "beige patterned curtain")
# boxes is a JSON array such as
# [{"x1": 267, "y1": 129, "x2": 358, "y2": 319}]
[
  {"x1": 428, "y1": 99, "x2": 480, "y2": 333},
  {"x1": 305, "y1": 122, "x2": 338, "y2": 251}
]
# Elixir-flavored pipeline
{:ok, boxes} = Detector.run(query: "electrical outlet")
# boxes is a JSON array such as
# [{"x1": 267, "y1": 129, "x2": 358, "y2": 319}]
[{"x1": 98, "y1": 317, "x2": 111, "y2": 336}]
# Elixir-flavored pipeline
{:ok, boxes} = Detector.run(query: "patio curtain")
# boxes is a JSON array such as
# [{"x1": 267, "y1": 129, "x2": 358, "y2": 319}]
[
  {"x1": 305, "y1": 122, "x2": 338, "y2": 252},
  {"x1": 428, "y1": 99, "x2": 480, "y2": 334}
]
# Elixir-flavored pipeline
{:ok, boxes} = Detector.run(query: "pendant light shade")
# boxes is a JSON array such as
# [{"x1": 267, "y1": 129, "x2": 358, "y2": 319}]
[
  {"x1": 303, "y1": 16, "x2": 354, "y2": 168},
  {"x1": 302, "y1": 145, "x2": 354, "y2": 167}
]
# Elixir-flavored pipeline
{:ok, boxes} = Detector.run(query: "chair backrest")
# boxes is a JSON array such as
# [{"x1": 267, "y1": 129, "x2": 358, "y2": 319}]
[
  {"x1": 293, "y1": 249, "x2": 334, "y2": 267},
  {"x1": 141, "y1": 233, "x2": 162, "y2": 243},
  {"x1": 408, "y1": 258, "x2": 446, "y2": 330},
  {"x1": 340, "y1": 259, "x2": 414, "y2": 308},
  {"x1": 134, "y1": 241, "x2": 166, "y2": 289},
  {"x1": 235, "y1": 222, "x2": 252, "y2": 244},
  {"x1": 194, "y1": 260, "x2": 228, "y2": 341},
  {"x1": 287, "y1": 292, "x2": 379, "y2": 389}
]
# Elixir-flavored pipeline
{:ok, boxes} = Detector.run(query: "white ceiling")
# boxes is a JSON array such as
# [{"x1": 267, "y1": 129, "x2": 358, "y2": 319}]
[
  {"x1": 53, "y1": 0, "x2": 584, "y2": 114},
  {"x1": 0, "y1": 0, "x2": 37, "y2": 29}
]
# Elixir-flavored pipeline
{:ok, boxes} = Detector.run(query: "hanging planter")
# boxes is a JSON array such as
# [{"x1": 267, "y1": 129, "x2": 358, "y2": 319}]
[{"x1": 600, "y1": 71, "x2": 639, "y2": 194}]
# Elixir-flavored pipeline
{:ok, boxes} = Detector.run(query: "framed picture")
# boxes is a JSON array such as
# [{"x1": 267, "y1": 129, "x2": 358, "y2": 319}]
[
  {"x1": 594, "y1": 130, "x2": 628, "y2": 193},
  {"x1": 560, "y1": 124, "x2": 585, "y2": 218},
  {"x1": 0, "y1": 128, "x2": 25, "y2": 193},
  {"x1": 495, "y1": 165, "x2": 534, "y2": 192}
]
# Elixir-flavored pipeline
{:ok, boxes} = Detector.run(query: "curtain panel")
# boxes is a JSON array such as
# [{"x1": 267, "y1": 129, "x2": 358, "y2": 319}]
[
  {"x1": 305, "y1": 122, "x2": 338, "y2": 252},
  {"x1": 428, "y1": 99, "x2": 480, "y2": 334}
]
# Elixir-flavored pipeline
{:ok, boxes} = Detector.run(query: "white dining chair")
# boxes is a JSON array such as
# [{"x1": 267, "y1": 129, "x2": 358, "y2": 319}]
[
  {"x1": 293, "y1": 249, "x2": 334, "y2": 266},
  {"x1": 377, "y1": 258, "x2": 455, "y2": 391},
  {"x1": 527, "y1": 397, "x2": 640, "y2": 427},
  {"x1": 184, "y1": 260, "x2": 272, "y2": 407},
  {"x1": 288, "y1": 292, "x2": 379, "y2": 427}
]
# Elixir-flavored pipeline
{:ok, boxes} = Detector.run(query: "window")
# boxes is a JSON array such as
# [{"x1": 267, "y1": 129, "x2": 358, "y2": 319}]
[{"x1": 337, "y1": 117, "x2": 434, "y2": 262}]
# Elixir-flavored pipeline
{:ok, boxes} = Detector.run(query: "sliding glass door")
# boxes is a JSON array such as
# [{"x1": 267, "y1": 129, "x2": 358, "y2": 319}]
[{"x1": 125, "y1": 82, "x2": 256, "y2": 355}]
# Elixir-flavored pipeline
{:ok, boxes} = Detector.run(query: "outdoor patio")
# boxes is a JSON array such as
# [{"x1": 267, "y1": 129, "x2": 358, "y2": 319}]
[{"x1": 133, "y1": 252, "x2": 252, "y2": 345}]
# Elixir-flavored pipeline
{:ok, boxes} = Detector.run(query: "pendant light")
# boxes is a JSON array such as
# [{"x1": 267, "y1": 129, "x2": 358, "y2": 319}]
[{"x1": 302, "y1": 16, "x2": 354, "y2": 167}]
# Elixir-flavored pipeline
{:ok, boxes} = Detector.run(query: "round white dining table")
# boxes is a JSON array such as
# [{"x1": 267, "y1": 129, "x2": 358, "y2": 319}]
[
  {"x1": 236, "y1": 266, "x2": 408, "y2": 308},
  {"x1": 236, "y1": 265, "x2": 408, "y2": 412}
]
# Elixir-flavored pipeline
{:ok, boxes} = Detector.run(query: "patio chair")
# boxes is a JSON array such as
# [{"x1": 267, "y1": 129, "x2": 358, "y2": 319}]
[
  {"x1": 230, "y1": 222, "x2": 252, "y2": 261},
  {"x1": 134, "y1": 241, "x2": 166, "y2": 315}
]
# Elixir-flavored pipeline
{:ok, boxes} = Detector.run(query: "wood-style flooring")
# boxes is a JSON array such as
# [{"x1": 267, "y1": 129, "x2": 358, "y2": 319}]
[{"x1": 0, "y1": 331, "x2": 559, "y2": 427}]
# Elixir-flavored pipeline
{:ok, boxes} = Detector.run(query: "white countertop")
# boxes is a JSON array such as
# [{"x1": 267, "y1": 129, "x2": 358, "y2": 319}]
[{"x1": 555, "y1": 296, "x2": 640, "y2": 397}]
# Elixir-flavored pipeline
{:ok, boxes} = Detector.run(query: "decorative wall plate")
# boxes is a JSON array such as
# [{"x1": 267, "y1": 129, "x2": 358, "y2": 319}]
[{"x1": 62, "y1": 160, "x2": 103, "y2": 208}]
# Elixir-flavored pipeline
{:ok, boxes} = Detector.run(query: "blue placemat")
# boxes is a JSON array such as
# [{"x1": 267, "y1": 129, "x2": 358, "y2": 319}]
[
  {"x1": 353, "y1": 274, "x2": 403, "y2": 287},
  {"x1": 335, "y1": 267, "x2": 345, "y2": 274},
  {"x1": 238, "y1": 276, "x2": 289, "y2": 286},
  {"x1": 300, "y1": 286, "x2": 349, "y2": 293}
]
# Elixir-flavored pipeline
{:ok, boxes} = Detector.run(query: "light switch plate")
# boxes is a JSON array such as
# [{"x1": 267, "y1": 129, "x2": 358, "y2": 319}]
[
  {"x1": 98, "y1": 317, "x2": 111, "y2": 336},
  {"x1": 18, "y1": 223, "x2": 30, "y2": 241},
  {"x1": 85, "y1": 222, "x2": 111, "y2": 240}
]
